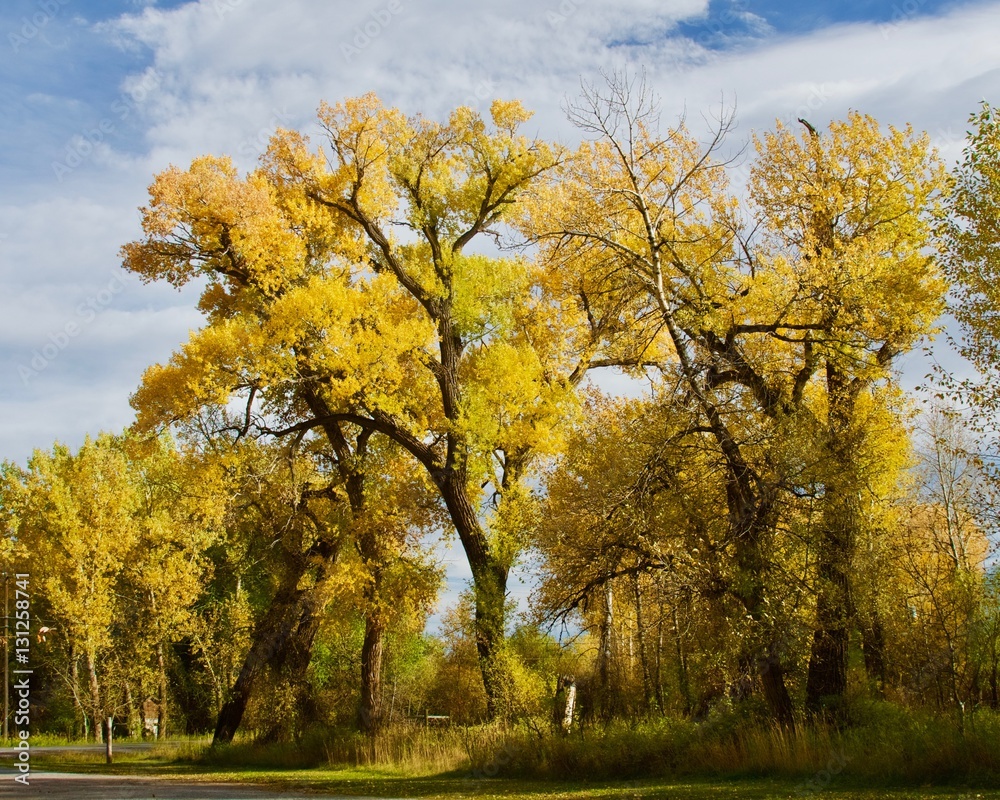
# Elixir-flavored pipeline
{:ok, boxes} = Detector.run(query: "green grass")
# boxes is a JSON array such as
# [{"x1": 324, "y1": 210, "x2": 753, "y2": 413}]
[
  {"x1": 21, "y1": 753, "x2": 1000, "y2": 800},
  {"x1": 19, "y1": 707, "x2": 1000, "y2": 798}
]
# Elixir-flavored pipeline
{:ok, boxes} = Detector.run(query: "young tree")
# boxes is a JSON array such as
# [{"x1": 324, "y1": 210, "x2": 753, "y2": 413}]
[
  {"x1": 4, "y1": 434, "x2": 224, "y2": 741},
  {"x1": 939, "y1": 101, "x2": 1000, "y2": 429}
]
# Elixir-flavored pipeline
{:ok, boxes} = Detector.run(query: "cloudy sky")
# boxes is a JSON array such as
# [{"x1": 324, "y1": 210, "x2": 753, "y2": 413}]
[{"x1": 1, "y1": 0, "x2": 997, "y2": 620}]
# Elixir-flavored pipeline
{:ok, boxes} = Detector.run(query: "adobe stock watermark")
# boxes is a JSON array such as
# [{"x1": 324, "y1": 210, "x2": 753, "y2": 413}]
[
  {"x1": 236, "y1": 107, "x2": 294, "y2": 161},
  {"x1": 8, "y1": 0, "x2": 71, "y2": 53},
  {"x1": 463, "y1": 79, "x2": 496, "y2": 111},
  {"x1": 51, "y1": 70, "x2": 161, "y2": 182},
  {"x1": 341, "y1": 0, "x2": 403, "y2": 62},
  {"x1": 793, "y1": 750, "x2": 851, "y2": 797},
  {"x1": 18, "y1": 274, "x2": 131, "y2": 386},
  {"x1": 547, "y1": 0, "x2": 586, "y2": 28},
  {"x1": 214, "y1": 0, "x2": 246, "y2": 19},
  {"x1": 878, "y1": 0, "x2": 929, "y2": 40}
]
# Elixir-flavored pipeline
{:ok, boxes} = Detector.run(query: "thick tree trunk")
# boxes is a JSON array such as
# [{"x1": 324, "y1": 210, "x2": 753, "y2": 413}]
[
  {"x1": 805, "y1": 529, "x2": 851, "y2": 716},
  {"x1": 732, "y1": 494, "x2": 796, "y2": 727},
  {"x1": 212, "y1": 561, "x2": 311, "y2": 745},
  {"x1": 358, "y1": 612, "x2": 386, "y2": 734},
  {"x1": 805, "y1": 365, "x2": 858, "y2": 717},
  {"x1": 257, "y1": 589, "x2": 327, "y2": 744},
  {"x1": 474, "y1": 562, "x2": 512, "y2": 719},
  {"x1": 437, "y1": 472, "x2": 512, "y2": 720},
  {"x1": 759, "y1": 646, "x2": 796, "y2": 726}
]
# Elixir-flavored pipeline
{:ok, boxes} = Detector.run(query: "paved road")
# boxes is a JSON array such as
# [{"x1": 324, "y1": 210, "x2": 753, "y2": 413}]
[
  {"x1": 0, "y1": 749, "x2": 396, "y2": 799},
  {"x1": 0, "y1": 744, "x2": 161, "y2": 757},
  {"x1": 0, "y1": 770, "x2": 363, "y2": 798}
]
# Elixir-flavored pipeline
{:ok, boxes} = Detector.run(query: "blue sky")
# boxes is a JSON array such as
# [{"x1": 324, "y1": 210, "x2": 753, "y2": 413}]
[{"x1": 1, "y1": 0, "x2": 998, "y2": 620}]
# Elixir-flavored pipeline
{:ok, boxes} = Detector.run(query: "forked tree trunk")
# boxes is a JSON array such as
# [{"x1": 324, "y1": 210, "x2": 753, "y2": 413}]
[{"x1": 212, "y1": 562, "x2": 310, "y2": 745}]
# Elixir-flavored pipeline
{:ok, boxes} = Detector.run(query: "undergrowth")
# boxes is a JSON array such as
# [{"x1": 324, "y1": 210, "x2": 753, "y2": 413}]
[{"x1": 192, "y1": 703, "x2": 1000, "y2": 786}]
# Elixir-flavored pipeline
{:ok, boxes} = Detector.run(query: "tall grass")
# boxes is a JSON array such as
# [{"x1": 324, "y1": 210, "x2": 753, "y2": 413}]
[{"x1": 195, "y1": 705, "x2": 1000, "y2": 786}]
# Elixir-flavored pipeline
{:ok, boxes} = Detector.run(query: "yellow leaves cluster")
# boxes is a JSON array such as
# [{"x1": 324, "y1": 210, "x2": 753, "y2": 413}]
[
  {"x1": 6, "y1": 434, "x2": 225, "y2": 663},
  {"x1": 124, "y1": 156, "x2": 309, "y2": 301},
  {"x1": 751, "y1": 112, "x2": 948, "y2": 365},
  {"x1": 131, "y1": 319, "x2": 256, "y2": 432},
  {"x1": 124, "y1": 93, "x2": 576, "y2": 524}
]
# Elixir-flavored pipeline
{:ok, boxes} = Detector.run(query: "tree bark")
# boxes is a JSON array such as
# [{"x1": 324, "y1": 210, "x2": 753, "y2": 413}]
[
  {"x1": 861, "y1": 609, "x2": 887, "y2": 693},
  {"x1": 358, "y1": 612, "x2": 386, "y2": 734},
  {"x1": 634, "y1": 575, "x2": 654, "y2": 713},
  {"x1": 212, "y1": 560, "x2": 311, "y2": 745},
  {"x1": 156, "y1": 642, "x2": 168, "y2": 739},
  {"x1": 436, "y1": 471, "x2": 512, "y2": 720},
  {"x1": 70, "y1": 646, "x2": 84, "y2": 739},
  {"x1": 256, "y1": 586, "x2": 327, "y2": 744},
  {"x1": 805, "y1": 363, "x2": 858, "y2": 717},
  {"x1": 85, "y1": 649, "x2": 102, "y2": 744},
  {"x1": 804, "y1": 523, "x2": 851, "y2": 716}
]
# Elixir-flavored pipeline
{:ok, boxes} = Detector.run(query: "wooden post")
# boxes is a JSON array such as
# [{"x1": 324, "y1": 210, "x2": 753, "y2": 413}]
[{"x1": 105, "y1": 716, "x2": 113, "y2": 764}]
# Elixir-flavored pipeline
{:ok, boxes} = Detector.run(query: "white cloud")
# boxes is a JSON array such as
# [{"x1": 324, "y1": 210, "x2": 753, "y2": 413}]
[
  {"x1": 2, "y1": 1, "x2": 995, "y2": 453},
  {"x1": 3, "y1": 0, "x2": 997, "y2": 624}
]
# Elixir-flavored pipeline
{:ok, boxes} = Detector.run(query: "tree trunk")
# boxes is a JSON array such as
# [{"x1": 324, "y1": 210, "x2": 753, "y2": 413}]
[
  {"x1": 156, "y1": 642, "x2": 168, "y2": 739},
  {"x1": 256, "y1": 586, "x2": 328, "y2": 744},
  {"x1": 990, "y1": 649, "x2": 998, "y2": 709},
  {"x1": 212, "y1": 561, "x2": 312, "y2": 745},
  {"x1": 359, "y1": 612, "x2": 386, "y2": 734},
  {"x1": 759, "y1": 647, "x2": 796, "y2": 727},
  {"x1": 474, "y1": 562, "x2": 512, "y2": 719},
  {"x1": 805, "y1": 364, "x2": 858, "y2": 718},
  {"x1": 671, "y1": 603, "x2": 691, "y2": 715},
  {"x1": 804, "y1": 532, "x2": 851, "y2": 716},
  {"x1": 597, "y1": 582, "x2": 618, "y2": 720},
  {"x1": 70, "y1": 646, "x2": 84, "y2": 740},
  {"x1": 634, "y1": 575, "x2": 654, "y2": 713},
  {"x1": 437, "y1": 473, "x2": 512, "y2": 720},
  {"x1": 85, "y1": 650, "x2": 102, "y2": 744},
  {"x1": 861, "y1": 609, "x2": 887, "y2": 693}
]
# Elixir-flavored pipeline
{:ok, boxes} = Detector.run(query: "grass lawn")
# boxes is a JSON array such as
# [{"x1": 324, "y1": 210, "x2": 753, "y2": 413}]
[{"x1": 27, "y1": 747, "x2": 1000, "y2": 800}]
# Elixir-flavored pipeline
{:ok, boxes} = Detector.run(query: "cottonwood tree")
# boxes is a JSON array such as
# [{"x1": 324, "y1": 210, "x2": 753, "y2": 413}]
[
  {"x1": 536, "y1": 394, "x2": 767, "y2": 717},
  {"x1": 750, "y1": 114, "x2": 947, "y2": 714},
  {"x1": 121, "y1": 95, "x2": 608, "y2": 722},
  {"x1": 892, "y1": 409, "x2": 997, "y2": 713},
  {"x1": 525, "y1": 74, "x2": 947, "y2": 723},
  {"x1": 2, "y1": 434, "x2": 224, "y2": 740}
]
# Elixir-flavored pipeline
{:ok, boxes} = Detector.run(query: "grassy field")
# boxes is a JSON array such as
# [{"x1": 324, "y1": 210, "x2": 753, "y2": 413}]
[{"x1": 25, "y1": 743, "x2": 1000, "y2": 800}]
